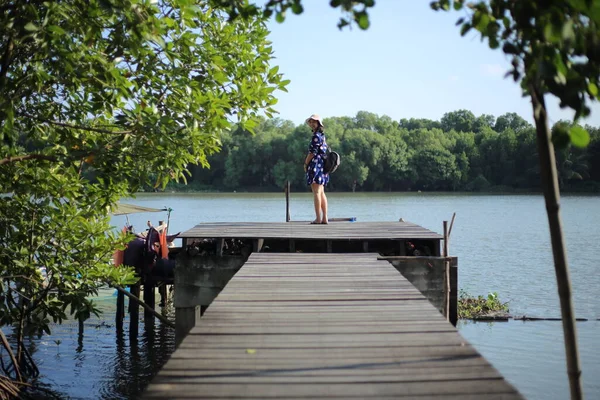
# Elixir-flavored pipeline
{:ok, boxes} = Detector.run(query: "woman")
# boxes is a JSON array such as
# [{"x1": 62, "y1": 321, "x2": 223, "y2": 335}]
[{"x1": 304, "y1": 114, "x2": 329, "y2": 224}]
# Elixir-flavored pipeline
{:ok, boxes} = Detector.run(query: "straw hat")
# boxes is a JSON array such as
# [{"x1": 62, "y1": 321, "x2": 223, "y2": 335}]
[{"x1": 305, "y1": 114, "x2": 324, "y2": 128}]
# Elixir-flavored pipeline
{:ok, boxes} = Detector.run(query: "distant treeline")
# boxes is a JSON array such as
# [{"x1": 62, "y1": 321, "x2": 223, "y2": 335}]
[{"x1": 165, "y1": 110, "x2": 600, "y2": 193}]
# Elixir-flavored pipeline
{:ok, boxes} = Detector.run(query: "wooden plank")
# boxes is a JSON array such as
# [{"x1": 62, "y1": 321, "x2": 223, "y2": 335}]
[
  {"x1": 179, "y1": 221, "x2": 443, "y2": 240},
  {"x1": 145, "y1": 380, "x2": 520, "y2": 398},
  {"x1": 143, "y1": 253, "x2": 522, "y2": 399}
]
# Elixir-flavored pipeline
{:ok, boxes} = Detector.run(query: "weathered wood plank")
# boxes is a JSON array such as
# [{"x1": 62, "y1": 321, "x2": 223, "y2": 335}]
[
  {"x1": 144, "y1": 380, "x2": 519, "y2": 398},
  {"x1": 143, "y1": 253, "x2": 522, "y2": 399},
  {"x1": 180, "y1": 221, "x2": 443, "y2": 240}
]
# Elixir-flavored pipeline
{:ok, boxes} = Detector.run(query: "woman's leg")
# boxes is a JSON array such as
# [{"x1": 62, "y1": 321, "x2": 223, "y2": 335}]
[
  {"x1": 311, "y1": 183, "x2": 322, "y2": 223},
  {"x1": 320, "y1": 187, "x2": 328, "y2": 224}
]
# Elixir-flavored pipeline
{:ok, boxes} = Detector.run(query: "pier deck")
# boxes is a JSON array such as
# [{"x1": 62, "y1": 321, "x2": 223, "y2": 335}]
[
  {"x1": 180, "y1": 220, "x2": 443, "y2": 240},
  {"x1": 180, "y1": 221, "x2": 444, "y2": 256},
  {"x1": 143, "y1": 253, "x2": 522, "y2": 399}
]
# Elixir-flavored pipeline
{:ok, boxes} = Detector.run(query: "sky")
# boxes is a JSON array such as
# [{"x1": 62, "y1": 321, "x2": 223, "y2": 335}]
[{"x1": 262, "y1": 1, "x2": 600, "y2": 127}]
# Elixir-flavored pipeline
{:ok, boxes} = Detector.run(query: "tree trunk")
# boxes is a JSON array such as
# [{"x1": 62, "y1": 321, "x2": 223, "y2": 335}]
[{"x1": 530, "y1": 84, "x2": 583, "y2": 400}]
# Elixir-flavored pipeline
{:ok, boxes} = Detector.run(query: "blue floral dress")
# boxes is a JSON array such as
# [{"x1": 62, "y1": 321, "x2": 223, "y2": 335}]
[{"x1": 306, "y1": 131, "x2": 329, "y2": 186}]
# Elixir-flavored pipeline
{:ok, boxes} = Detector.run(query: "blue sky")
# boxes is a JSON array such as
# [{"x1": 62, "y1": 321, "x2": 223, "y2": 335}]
[{"x1": 264, "y1": 1, "x2": 600, "y2": 127}]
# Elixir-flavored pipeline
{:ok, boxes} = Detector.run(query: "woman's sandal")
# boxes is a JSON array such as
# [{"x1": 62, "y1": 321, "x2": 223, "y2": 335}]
[{"x1": 310, "y1": 220, "x2": 321, "y2": 224}]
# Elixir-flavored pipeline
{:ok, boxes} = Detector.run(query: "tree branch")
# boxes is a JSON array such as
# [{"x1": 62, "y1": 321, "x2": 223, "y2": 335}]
[
  {"x1": 0, "y1": 154, "x2": 57, "y2": 165},
  {"x1": 23, "y1": 113, "x2": 133, "y2": 135},
  {"x1": 0, "y1": 35, "x2": 14, "y2": 88}
]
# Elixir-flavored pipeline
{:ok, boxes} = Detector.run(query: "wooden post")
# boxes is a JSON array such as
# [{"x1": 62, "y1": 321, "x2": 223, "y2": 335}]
[
  {"x1": 289, "y1": 239, "x2": 295, "y2": 253},
  {"x1": 253, "y1": 239, "x2": 264, "y2": 253},
  {"x1": 443, "y1": 221, "x2": 450, "y2": 322},
  {"x1": 443, "y1": 221, "x2": 448, "y2": 257},
  {"x1": 362, "y1": 241, "x2": 369, "y2": 252},
  {"x1": 285, "y1": 180, "x2": 291, "y2": 222},
  {"x1": 130, "y1": 282, "x2": 140, "y2": 340},
  {"x1": 449, "y1": 257, "x2": 458, "y2": 326},
  {"x1": 116, "y1": 290, "x2": 125, "y2": 332},
  {"x1": 398, "y1": 240, "x2": 406, "y2": 256},
  {"x1": 78, "y1": 316, "x2": 84, "y2": 336},
  {"x1": 143, "y1": 277, "x2": 155, "y2": 320},
  {"x1": 216, "y1": 238, "x2": 224, "y2": 256},
  {"x1": 113, "y1": 284, "x2": 174, "y2": 328},
  {"x1": 326, "y1": 240, "x2": 332, "y2": 253}
]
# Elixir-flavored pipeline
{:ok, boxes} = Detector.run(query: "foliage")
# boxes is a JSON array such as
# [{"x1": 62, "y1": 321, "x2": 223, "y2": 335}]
[
  {"x1": 170, "y1": 111, "x2": 600, "y2": 193},
  {"x1": 209, "y1": 0, "x2": 377, "y2": 30},
  {"x1": 431, "y1": 0, "x2": 600, "y2": 149},
  {"x1": 0, "y1": 0, "x2": 286, "y2": 374},
  {"x1": 458, "y1": 290, "x2": 509, "y2": 319}
]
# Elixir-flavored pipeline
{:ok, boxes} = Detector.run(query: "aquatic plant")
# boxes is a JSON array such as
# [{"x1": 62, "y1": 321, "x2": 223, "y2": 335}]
[{"x1": 458, "y1": 290, "x2": 509, "y2": 319}]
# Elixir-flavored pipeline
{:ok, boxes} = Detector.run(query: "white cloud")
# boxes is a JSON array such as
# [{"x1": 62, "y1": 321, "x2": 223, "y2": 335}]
[{"x1": 481, "y1": 63, "x2": 506, "y2": 78}]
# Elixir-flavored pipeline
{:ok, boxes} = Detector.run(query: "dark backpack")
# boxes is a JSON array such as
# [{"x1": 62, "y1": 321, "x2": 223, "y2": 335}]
[{"x1": 324, "y1": 149, "x2": 340, "y2": 174}]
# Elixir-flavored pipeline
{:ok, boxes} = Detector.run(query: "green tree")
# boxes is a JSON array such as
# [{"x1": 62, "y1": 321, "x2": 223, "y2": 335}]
[
  {"x1": 336, "y1": 151, "x2": 369, "y2": 191},
  {"x1": 494, "y1": 112, "x2": 532, "y2": 133},
  {"x1": 473, "y1": 114, "x2": 496, "y2": 133},
  {"x1": 410, "y1": 146, "x2": 460, "y2": 190},
  {"x1": 0, "y1": 0, "x2": 286, "y2": 381},
  {"x1": 399, "y1": 118, "x2": 442, "y2": 131},
  {"x1": 440, "y1": 109, "x2": 477, "y2": 132}
]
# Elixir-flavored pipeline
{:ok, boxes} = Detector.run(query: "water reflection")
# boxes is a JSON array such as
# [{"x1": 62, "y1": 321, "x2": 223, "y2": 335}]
[{"x1": 17, "y1": 297, "x2": 176, "y2": 400}]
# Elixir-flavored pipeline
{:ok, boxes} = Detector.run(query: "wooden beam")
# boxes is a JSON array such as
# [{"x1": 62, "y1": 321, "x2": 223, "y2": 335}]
[
  {"x1": 285, "y1": 181, "x2": 291, "y2": 222},
  {"x1": 253, "y1": 238, "x2": 264, "y2": 253},
  {"x1": 216, "y1": 238, "x2": 224, "y2": 256}
]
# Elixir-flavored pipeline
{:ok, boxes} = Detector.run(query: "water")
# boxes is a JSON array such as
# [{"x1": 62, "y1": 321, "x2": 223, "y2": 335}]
[{"x1": 16, "y1": 192, "x2": 600, "y2": 399}]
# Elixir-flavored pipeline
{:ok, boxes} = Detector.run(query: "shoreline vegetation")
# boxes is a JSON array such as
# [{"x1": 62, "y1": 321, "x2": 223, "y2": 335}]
[
  {"x1": 458, "y1": 291, "x2": 598, "y2": 321},
  {"x1": 139, "y1": 111, "x2": 600, "y2": 195},
  {"x1": 144, "y1": 185, "x2": 600, "y2": 194}
]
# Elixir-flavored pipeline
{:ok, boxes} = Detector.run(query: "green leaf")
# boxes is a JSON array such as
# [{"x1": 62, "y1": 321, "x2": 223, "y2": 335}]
[
  {"x1": 24, "y1": 22, "x2": 39, "y2": 32},
  {"x1": 275, "y1": 12, "x2": 285, "y2": 23},
  {"x1": 474, "y1": 12, "x2": 490, "y2": 32},
  {"x1": 48, "y1": 25, "x2": 66, "y2": 35},
  {"x1": 588, "y1": 82, "x2": 599, "y2": 97},
  {"x1": 544, "y1": 22, "x2": 561, "y2": 43},
  {"x1": 552, "y1": 125, "x2": 571, "y2": 149},
  {"x1": 460, "y1": 23, "x2": 472, "y2": 36},
  {"x1": 569, "y1": 126, "x2": 590, "y2": 148},
  {"x1": 502, "y1": 42, "x2": 518, "y2": 54},
  {"x1": 561, "y1": 20, "x2": 575, "y2": 42},
  {"x1": 357, "y1": 13, "x2": 370, "y2": 30},
  {"x1": 291, "y1": 3, "x2": 303, "y2": 14}
]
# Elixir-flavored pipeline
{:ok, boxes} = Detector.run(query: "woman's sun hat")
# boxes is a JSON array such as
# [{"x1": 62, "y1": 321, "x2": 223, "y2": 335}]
[{"x1": 305, "y1": 114, "x2": 324, "y2": 128}]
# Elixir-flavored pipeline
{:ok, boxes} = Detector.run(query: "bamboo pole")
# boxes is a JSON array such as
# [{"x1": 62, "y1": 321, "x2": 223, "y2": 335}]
[
  {"x1": 112, "y1": 285, "x2": 175, "y2": 328},
  {"x1": 448, "y1": 212, "x2": 456, "y2": 238},
  {"x1": 530, "y1": 84, "x2": 582, "y2": 400}
]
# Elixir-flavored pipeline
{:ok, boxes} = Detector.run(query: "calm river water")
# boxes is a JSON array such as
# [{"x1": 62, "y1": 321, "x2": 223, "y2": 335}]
[{"x1": 23, "y1": 192, "x2": 600, "y2": 399}]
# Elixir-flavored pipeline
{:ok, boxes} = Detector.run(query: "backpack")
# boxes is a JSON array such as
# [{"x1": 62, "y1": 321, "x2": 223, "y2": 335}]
[{"x1": 324, "y1": 149, "x2": 340, "y2": 174}]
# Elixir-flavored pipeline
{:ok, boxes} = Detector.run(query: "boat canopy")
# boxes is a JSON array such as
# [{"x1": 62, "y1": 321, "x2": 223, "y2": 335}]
[{"x1": 111, "y1": 203, "x2": 167, "y2": 215}]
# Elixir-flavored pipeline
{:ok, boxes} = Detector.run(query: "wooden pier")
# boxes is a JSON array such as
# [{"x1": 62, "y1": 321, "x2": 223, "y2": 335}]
[
  {"x1": 181, "y1": 220, "x2": 443, "y2": 256},
  {"x1": 143, "y1": 253, "x2": 522, "y2": 399}
]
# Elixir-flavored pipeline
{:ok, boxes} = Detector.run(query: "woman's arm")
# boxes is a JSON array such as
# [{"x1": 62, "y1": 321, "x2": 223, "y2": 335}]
[
  {"x1": 304, "y1": 153, "x2": 314, "y2": 169},
  {"x1": 305, "y1": 134, "x2": 320, "y2": 171}
]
